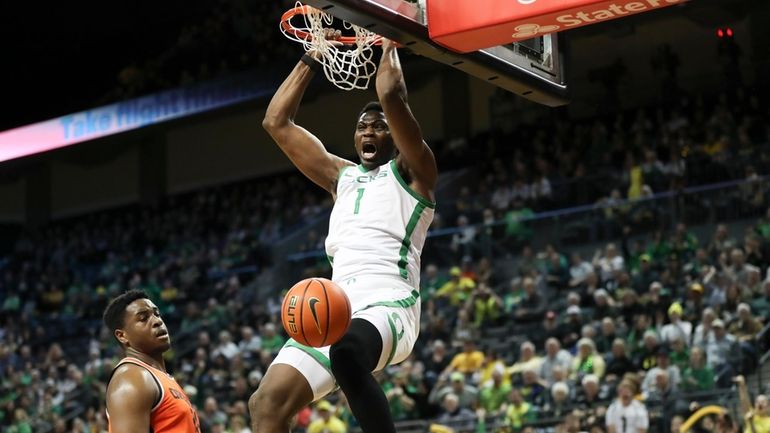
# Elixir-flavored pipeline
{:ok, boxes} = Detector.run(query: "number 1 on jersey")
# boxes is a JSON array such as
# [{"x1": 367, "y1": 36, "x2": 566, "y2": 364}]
[{"x1": 353, "y1": 188, "x2": 365, "y2": 214}]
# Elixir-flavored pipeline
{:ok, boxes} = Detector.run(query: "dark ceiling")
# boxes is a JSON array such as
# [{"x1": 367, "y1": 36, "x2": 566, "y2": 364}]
[{"x1": 0, "y1": 0, "x2": 758, "y2": 132}]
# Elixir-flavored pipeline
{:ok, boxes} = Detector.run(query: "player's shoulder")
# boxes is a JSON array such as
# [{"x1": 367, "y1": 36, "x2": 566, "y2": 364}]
[{"x1": 107, "y1": 362, "x2": 160, "y2": 399}]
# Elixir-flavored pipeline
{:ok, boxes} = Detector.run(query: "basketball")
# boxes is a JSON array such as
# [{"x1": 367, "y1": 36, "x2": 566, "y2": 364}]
[{"x1": 281, "y1": 278, "x2": 351, "y2": 347}]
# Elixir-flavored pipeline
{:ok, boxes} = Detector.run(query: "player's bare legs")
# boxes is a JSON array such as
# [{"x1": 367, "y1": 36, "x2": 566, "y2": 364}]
[{"x1": 249, "y1": 364, "x2": 314, "y2": 433}]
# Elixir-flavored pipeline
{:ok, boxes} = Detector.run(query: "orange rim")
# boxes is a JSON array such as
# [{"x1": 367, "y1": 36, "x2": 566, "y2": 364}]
[{"x1": 281, "y1": 5, "x2": 383, "y2": 46}]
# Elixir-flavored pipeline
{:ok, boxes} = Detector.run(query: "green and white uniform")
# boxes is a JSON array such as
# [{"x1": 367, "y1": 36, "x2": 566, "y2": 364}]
[{"x1": 271, "y1": 159, "x2": 434, "y2": 401}]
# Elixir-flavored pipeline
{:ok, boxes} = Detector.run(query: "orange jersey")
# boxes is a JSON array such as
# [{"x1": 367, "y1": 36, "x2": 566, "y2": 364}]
[{"x1": 107, "y1": 357, "x2": 200, "y2": 433}]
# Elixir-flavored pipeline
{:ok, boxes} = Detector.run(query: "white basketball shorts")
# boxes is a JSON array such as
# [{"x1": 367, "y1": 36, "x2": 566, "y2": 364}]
[{"x1": 270, "y1": 276, "x2": 421, "y2": 401}]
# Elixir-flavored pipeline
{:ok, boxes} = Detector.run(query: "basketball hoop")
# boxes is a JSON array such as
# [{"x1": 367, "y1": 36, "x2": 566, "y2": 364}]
[{"x1": 280, "y1": 3, "x2": 382, "y2": 91}]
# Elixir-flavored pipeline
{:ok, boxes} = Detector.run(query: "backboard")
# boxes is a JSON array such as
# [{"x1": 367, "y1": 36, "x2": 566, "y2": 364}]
[{"x1": 301, "y1": 0, "x2": 569, "y2": 106}]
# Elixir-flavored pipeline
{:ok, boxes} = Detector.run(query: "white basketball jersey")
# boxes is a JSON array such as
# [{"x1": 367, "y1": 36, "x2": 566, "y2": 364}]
[{"x1": 325, "y1": 159, "x2": 435, "y2": 289}]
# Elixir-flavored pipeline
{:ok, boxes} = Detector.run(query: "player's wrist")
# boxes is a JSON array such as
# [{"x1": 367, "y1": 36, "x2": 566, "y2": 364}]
[{"x1": 301, "y1": 53, "x2": 321, "y2": 72}]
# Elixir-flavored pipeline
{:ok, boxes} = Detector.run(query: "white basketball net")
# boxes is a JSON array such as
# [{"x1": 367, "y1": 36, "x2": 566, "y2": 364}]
[{"x1": 281, "y1": 2, "x2": 380, "y2": 91}]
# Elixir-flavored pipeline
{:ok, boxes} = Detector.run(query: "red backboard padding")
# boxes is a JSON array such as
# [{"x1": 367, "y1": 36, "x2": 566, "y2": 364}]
[{"x1": 427, "y1": 0, "x2": 686, "y2": 53}]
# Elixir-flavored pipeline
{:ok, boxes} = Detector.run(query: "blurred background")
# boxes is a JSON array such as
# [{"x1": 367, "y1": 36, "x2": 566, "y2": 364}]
[{"x1": 1, "y1": 1, "x2": 769, "y2": 433}]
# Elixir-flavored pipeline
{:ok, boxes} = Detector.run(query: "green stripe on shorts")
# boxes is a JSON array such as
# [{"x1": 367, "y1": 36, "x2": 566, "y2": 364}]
[
  {"x1": 284, "y1": 339, "x2": 332, "y2": 374},
  {"x1": 361, "y1": 290, "x2": 420, "y2": 311},
  {"x1": 386, "y1": 313, "x2": 399, "y2": 366}
]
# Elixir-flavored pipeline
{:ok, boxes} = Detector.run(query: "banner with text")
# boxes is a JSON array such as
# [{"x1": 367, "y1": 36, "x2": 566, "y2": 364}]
[
  {"x1": 0, "y1": 72, "x2": 275, "y2": 163},
  {"x1": 427, "y1": 0, "x2": 686, "y2": 53}
]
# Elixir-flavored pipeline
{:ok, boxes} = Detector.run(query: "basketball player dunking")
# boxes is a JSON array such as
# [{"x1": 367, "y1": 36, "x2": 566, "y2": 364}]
[
  {"x1": 250, "y1": 36, "x2": 437, "y2": 433},
  {"x1": 103, "y1": 289, "x2": 201, "y2": 433}
]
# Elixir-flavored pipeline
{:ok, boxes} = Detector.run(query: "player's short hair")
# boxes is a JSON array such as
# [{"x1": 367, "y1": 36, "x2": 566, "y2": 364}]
[
  {"x1": 103, "y1": 289, "x2": 150, "y2": 337},
  {"x1": 358, "y1": 101, "x2": 383, "y2": 118}
]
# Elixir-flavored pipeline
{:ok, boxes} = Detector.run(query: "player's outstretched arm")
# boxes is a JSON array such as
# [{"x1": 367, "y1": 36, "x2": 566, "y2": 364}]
[
  {"x1": 263, "y1": 47, "x2": 353, "y2": 196},
  {"x1": 376, "y1": 39, "x2": 438, "y2": 200},
  {"x1": 105, "y1": 365, "x2": 157, "y2": 433}
]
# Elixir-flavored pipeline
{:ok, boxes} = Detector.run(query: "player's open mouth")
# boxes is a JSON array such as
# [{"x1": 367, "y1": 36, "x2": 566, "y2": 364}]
[
  {"x1": 156, "y1": 329, "x2": 169, "y2": 339},
  {"x1": 362, "y1": 142, "x2": 377, "y2": 159}
]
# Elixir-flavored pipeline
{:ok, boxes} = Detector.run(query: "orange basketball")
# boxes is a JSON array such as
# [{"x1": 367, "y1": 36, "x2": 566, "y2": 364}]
[{"x1": 281, "y1": 278, "x2": 351, "y2": 347}]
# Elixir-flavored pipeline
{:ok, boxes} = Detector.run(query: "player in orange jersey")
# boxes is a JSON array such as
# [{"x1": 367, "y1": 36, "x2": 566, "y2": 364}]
[{"x1": 103, "y1": 289, "x2": 201, "y2": 433}]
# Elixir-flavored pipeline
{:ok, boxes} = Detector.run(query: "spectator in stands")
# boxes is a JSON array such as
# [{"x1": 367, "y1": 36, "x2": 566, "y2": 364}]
[
  {"x1": 606, "y1": 339, "x2": 637, "y2": 383},
  {"x1": 384, "y1": 370, "x2": 417, "y2": 421},
  {"x1": 692, "y1": 307, "x2": 716, "y2": 348},
  {"x1": 513, "y1": 277, "x2": 546, "y2": 323},
  {"x1": 644, "y1": 281, "x2": 670, "y2": 322},
  {"x1": 464, "y1": 283, "x2": 503, "y2": 328},
  {"x1": 672, "y1": 223, "x2": 699, "y2": 260},
  {"x1": 685, "y1": 249, "x2": 715, "y2": 281},
  {"x1": 735, "y1": 375, "x2": 770, "y2": 433},
  {"x1": 660, "y1": 302, "x2": 693, "y2": 346},
  {"x1": 596, "y1": 317, "x2": 620, "y2": 355},
  {"x1": 212, "y1": 330, "x2": 240, "y2": 360},
  {"x1": 446, "y1": 339, "x2": 484, "y2": 375},
  {"x1": 582, "y1": 323, "x2": 598, "y2": 341},
  {"x1": 641, "y1": 347, "x2": 681, "y2": 394},
  {"x1": 594, "y1": 243, "x2": 625, "y2": 283},
  {"x1": 636, "y1": 330, "x2": 662, "y2": 371},
  {"x1": 728, "y1": 303, "x2": 763, "y2": 342},
  {"x1": 475, "y1": 257, "x2": 495, "y2": 287},
  {"x1": 606, "y1": 381, "x2": 649, "y2": 433},
  {"x1": 545, "y1": 251, "x2": 570, "y2": 291},
  {"x1": 478, "y1": 367, "x2": 512, "y2": 414},
  {"x1": 683, "y1": 282, "x2": 707, "y2": 323},
  {"x1": 632, "y1": 255, "x2": 659, "y2": 295},
  {"x1": 540, "y1": 338, "x2": 573, "y2": 385},
  {"x1": 680, "y1": 346, "x2": 714, "y2": 392},
  {"x1": 704, "y1": 319, "x2": 739, "y2": 385},
  {"x1": 569, "y1": 252, "x2": 594, "y2": 288},
  {"x1": 421, "y1": 264, "x2": 447, "y2": 301},
  {"x1": 504, "y1": 199, "x2": 535, "y2": 246},
  {"x1": 519, "y1": 368, "x2": 547, "y2": 406},
  {"x1": 200, "y1": 396, "x2": 228, "y2": 432},
  {"x1": 619, "y1": 290, "x2": 645, "y2": 330},
  {"x1": 560, "y1": 305, "x2": 585, "y2": 348},
  {"x1": 575, "y1": 374, "x2": 610, "y2": 412},
  {"x1": 436, "y1": 267, "x2": 476, "y2": 307},
  {"x1": 238, "y1": 326, "x2": 262, "y2": 360},
  {"x1": 543, "y1": 381, "x2": 572, "y2": 418},
  {"x1": 743, "y1": 235, "x2": 766, "y2": 271},
  {"x1": 592, "y1": 290, "x2": 616, "y2": 324},
  {"x1": 435, "y1": 393, "x2": 476, "y2": 432},
  {"x1": 450, "y1": 215, "x2": 477, "y2": 259},
  {"x1": 260, "y1": 323, "x2": 285, "y2": 354},
  {"x1": 308, "y1": 400, "x2": 347, "y2": 433},
  {"x1": 584, "y1": 272, "x2": 603, "y2": 299},
  {"x1": 453, "y1": 309, "x2": 479, "y2": 344},
  {"x1": 424, "y1": 340, "x2": 451, "y2": 388},
  {"x1": 459, "y1": 256, "x2": 478, "y2": 281},
  {"x1": 707, "y1": 224, "x2": 736, "y2": 259},
  {"x1": 505, "y1": 388, "x2": 536, "y2": 430},
  {"x1": 668, "y1": 336, "x2": 689, "y2": 372},
  {"x1": 745, "y1": 266, "x2": 764, "y2": 300},
  {"x1": 572, "y1": 338, "x2": 606, "y2": 381},
  {"x1": 726, "y1": 248, "x2": 759, "y2": 288},
  {"x1": 508, "y1": 342, "x2": 542, "y2": 377},
  {"x1": 7, "y1": 409, "x2": 33, "y2": 433},
  {"x1": 644, "y1": 369, "x2": 683, "y2": 433},
  {"x1": 724, "y1": 283, "x2": 745, "y2": 316},
  {"x1": 429, "y1": 372, "x2": 478, "y2": 411},
  {"x1": 477, "y1": 348, "x2": 508, "y2": 388}
]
